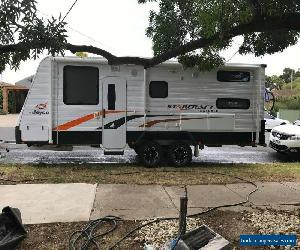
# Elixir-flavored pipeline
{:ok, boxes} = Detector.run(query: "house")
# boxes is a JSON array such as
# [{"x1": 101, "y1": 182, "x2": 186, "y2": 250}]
[{"x1": 0, "y1": 82, "x2": 28, "y2": 114}]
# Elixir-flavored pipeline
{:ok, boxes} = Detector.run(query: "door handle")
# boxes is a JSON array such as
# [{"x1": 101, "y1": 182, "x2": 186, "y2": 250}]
[{"x1": 103, "y1": 109, "x2": 106, "y2": 118}]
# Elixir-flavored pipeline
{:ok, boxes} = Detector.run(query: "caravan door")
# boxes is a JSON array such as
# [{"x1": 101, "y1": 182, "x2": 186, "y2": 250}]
[{"x1": 102, "y1": 77, "x2": 127, "y2": 150}]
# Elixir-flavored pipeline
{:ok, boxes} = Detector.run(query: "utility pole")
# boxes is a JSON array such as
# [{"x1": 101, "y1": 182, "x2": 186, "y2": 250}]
[{"x1": 291, "y1": 70, "x2": 294, "y2": 90}]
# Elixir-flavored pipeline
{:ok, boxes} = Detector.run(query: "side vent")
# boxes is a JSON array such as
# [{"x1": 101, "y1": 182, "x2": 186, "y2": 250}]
[{"x1": 111, "y1": 66, "x2": 120, "y2": 72}]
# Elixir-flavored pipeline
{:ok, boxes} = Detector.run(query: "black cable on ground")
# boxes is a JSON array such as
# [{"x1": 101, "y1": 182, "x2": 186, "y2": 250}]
[
  {"x1": 69, "y1": 216, "x2": 122, "y2": 250},
  {"x1": 188, "y1": 171, "x2": 258, "y2": 217},
  {"x1": 107, "y1": 216, "x2": 177, "y2": 250},
  {"x1": 108, "y1": 172, "x2": 258, "y2": 249},
  {"x1": 69, "y1": 171, "x2": 259, "y2": 250}
]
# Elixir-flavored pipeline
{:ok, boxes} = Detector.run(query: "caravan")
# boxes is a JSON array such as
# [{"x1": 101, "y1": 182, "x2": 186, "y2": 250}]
[{"x1": 15, "y1": 56, "x2": 266, "y2": 166}]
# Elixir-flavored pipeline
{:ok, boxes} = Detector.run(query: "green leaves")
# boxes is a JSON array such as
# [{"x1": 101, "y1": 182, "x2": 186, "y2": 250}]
[
  {"x1": 140, "y1": 0, "x2": 300, "y2": 70},
  {"x1": 0, "y1": 0, "x2": 67, "y2": 72},
  {"x1": 0, "y1": 0, "x2": 300, "y2": 72},
  {"x1": 179, "y1": 50, "x2": 225, "y2": 71},
  {"x1": 240, "y1": 31, "x2": 299, "y2": 56},
  {"x1": 146, "y1": 0, "x2": 199, "y2": 55}
]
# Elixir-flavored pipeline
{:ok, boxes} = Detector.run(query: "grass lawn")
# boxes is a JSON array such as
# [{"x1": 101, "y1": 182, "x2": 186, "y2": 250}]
[{"x1": 1, "y1": 162, "x2": 300, "y2": 185}]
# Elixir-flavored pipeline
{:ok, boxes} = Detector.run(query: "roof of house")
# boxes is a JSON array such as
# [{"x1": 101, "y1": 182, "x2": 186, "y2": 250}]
[
  {"x1": 15, "y1": 75, "x2": 33, "y2": 89},
  {"x1": 0, "y1": 81, "x2": 14, "y2": 87},
  {"x1": 0, "y1": 81, "x2": 28, "y2": 89}
]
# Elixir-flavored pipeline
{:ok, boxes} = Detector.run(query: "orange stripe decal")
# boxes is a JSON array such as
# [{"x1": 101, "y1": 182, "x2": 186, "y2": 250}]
[
  {"x1": 54, "y1": 114, "x2": 95, "y2": 131},
  {"x1": 53, "y1": 110, "x2": 124, "y2": 131}
]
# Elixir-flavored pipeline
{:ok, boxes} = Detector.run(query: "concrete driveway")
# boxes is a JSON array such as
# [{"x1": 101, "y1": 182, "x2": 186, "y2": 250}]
[{"x1": 1, "y1": 182, "x2": 300, "y2": 224}]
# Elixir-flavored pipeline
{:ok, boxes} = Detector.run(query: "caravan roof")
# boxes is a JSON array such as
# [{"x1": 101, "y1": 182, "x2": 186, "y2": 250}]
[{"x1": 48, "y1": 56, "x2": 266, "y2": 69}]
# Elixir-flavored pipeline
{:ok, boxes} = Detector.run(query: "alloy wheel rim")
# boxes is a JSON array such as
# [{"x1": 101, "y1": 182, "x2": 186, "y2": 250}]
[
  {"x1": 143, "y1": 146, "x2": 159, "y2": 164},
  {"x1": 173, "y1": 146, "x2": 188, "y2": 163}
]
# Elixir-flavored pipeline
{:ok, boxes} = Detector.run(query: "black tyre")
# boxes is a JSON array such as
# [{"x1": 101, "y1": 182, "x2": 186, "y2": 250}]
[
  {"x1": 128, "y1": 142, "x2": 139, "y2": 154},
  {"x1": 138, "y1": 141, "x2": 163, "y2": 167},
  {"x1": 128, "y1": 142, "x2": 135, "y2": 149},
  {"x1": 168, "y1": 142, "x2": 192, "y2": 167}
]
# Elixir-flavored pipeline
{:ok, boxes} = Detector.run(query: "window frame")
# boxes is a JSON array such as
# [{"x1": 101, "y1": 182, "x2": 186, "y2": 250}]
[
  {"x1": 149, "y1": 81, "x2": 169, "y2": 99},
  {"x1": 216, "y1": 98, "x2": 251, "y2": 110},
  {"x1": 63, "y1": 65, "x2": 100, "y2": 106},
  {"x1": 217, "y1": 70, "x2": 251, "y2": 82}
]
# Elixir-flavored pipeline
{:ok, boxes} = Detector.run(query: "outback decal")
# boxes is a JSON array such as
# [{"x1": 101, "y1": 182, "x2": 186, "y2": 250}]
[
  {"x1": 30, "y1": 102, "x2": 49, "y2": 115},
  {"x1": 54, "y1": 112, "x2": 224, "y2": 131},
  {"x1": 168, "y1": 104, "x2": 218, "y2": 113},
  {"x1": 139, "y1": 116, "x2": 222, "y2": 128}
]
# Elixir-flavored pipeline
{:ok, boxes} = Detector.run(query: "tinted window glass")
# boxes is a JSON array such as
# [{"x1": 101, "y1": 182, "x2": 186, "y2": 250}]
[
  {"x1": 107, "y1": 84, "x2": 116, "y2": 110},
  {"x1": 149, "y1": 81, "x2": 168, "y2": 98},
  {"x1": 63, "y1": 66, "x2": 99, "y2": 105},
  {"x1": 217, "y1": 71, "x2": 250, "y2": 82},
  {"x1": 216, "y1": 98, "x2": 250, "y2": 109}
]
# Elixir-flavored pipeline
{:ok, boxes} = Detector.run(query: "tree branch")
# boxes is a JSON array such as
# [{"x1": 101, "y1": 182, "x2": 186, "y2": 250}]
[
  {"x1": 1, "y1": 13, "x2": 300, "y2": 68},
  {"x1": 66, "y1": 44, "x2": 152, "y2": 66}
]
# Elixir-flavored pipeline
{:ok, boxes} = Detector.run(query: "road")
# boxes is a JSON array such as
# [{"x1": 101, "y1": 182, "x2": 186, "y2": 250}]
[{"x1": 0, "y1": 141, "x2": 298, "y2": 165}]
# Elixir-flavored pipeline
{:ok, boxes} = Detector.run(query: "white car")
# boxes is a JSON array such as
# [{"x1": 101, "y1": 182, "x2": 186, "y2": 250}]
[
  {"x1": 264, "y1": 112, "x2": 290, "y2": 132},
  {"x1": 270, "y1": 124, "x2": 300, "y2": 153},
  {"x1": 293, "y1": 120, "x2": 300, "y2": 126}
]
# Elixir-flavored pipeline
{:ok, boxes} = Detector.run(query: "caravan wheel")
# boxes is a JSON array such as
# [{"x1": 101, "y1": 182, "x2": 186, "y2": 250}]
[
  {"x1": 168, "y1": 142, "x2": 192, "y2": 167},
  {"x1": 138, "y1": 141, "x2": 163, "y2": 167}
]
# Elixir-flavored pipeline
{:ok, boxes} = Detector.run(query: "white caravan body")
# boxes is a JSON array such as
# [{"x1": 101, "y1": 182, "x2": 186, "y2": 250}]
[{"x1": 16, "y1": 56, "x2": 266, "y2": 154}]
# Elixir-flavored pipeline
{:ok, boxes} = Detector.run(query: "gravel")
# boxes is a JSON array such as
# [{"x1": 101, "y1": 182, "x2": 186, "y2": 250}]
[
  {"x1": 136, "y1": 210, "x2": 300, "y2": 250},
  {"x1": 136, "y1": 218, "x2": 203, "y2": 249},
  {"x1": 247, "y1": 210, "x2": 300, "y2": 249}
]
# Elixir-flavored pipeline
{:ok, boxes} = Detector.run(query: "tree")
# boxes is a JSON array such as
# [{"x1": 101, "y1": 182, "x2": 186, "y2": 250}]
[
  {"x1": 280, "y1": 68, "x2": 295, "y2": 83},
  {"x1": 0, "y1": 0, "x2": 300, "y2": 72},
  {"x1": 295, "y1": 70, "x2": 300, "y2": 79},
  {"x1": 0, "y1": 0, "x2": 67, "y2": 72},
  {"x1": 140, "y1": 0, "x2": 300, "y2": 70},
  {"x1": 266, "y1": 75, "x2": 285, "y2": 89}
]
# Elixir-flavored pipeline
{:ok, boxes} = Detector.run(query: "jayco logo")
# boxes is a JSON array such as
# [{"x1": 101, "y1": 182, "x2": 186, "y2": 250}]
[{"x1": 30, "y1": 102, "x2": 49, "y2": 115}]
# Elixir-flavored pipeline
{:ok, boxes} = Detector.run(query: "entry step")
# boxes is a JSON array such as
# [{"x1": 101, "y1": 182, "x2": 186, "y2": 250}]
[{"x1": 104, "y1": 150, "x2": 124, "y2": 155}]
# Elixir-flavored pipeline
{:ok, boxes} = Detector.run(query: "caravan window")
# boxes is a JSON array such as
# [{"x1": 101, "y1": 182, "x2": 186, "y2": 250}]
[
  {"x1": 107, "y1": 84, "x2": 116, "y2": 110},
  {"x1": 217, "y1": 71, "x2": 250, "y2": 82},
  {"x1": 216, "y1": 98, "x2": 250, "y2": 109},
  {"x1": 149, "y1": 81, "x2": 168, "y2": 98},
  {"x1": 63, "y1": 66, "x2": 99, "y2": 105}
]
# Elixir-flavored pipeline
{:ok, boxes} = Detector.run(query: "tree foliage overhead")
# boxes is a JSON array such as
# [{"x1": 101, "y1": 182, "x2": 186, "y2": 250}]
[
  {"x1": 0, "y1": 0, "x2": 67, "y2": 72},
  {"x1": 0, "y1": 0, "x2": 300, "y2": 72},
  {"x1": 139, "y1": 0, "x2": 300, "y2": 70}
]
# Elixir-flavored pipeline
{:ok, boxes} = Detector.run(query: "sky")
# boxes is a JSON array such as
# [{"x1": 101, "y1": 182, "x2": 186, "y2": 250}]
[{"x1": 1, "y1": 0, "x2": 300, "y2": 83}]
